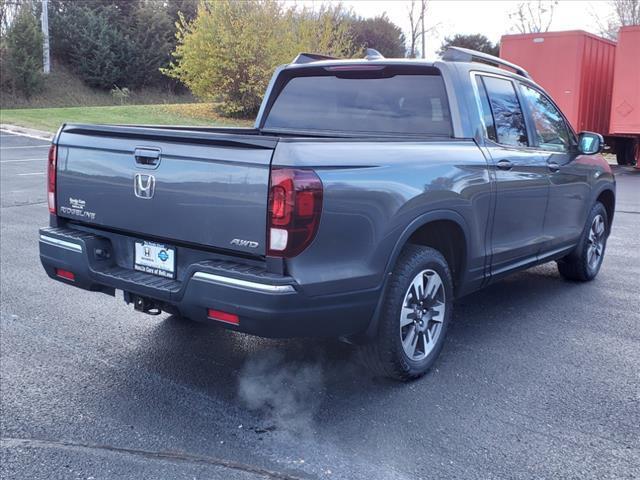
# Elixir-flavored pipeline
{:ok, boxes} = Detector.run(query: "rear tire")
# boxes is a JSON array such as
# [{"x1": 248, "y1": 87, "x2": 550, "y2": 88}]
[
  {"x1": 360, "y1": 245, "x2": 453, "y2": 381},
  {"x1": 557, "y1": 202, "x2": 609, "y2": 282}
]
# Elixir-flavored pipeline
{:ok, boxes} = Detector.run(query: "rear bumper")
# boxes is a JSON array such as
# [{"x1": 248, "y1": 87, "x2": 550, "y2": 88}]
[{"x1": 39, "y1": 227, "x2": 377, "y2": 338}]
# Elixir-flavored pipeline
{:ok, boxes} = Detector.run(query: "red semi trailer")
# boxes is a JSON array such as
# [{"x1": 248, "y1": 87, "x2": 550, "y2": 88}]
[
  {"x1": 501, "y1": 29, "x2": 639, "y2": 166},
  {"x1": 609, "y1": 26, "x2": 640, "y2": 166}
]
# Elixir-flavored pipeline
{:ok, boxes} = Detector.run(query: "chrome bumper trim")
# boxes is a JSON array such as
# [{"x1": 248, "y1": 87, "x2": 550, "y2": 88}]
[
  {"x1": 40, "y1": 235, "x2": 83, "y2": 252},
  {"x1": 192, "y1": 271, "x2": 295, "y2": 293}
]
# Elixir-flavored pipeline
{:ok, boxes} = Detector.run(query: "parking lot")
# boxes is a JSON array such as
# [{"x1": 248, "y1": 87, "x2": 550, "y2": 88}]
[{"x1": 1, "y1": 129, "x2": 638, "y2": 479}]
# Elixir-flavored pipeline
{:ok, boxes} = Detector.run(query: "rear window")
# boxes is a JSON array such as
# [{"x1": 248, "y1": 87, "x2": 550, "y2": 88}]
[{"x1": 263, "y1": 72, "x2": 452, "y2": 136}]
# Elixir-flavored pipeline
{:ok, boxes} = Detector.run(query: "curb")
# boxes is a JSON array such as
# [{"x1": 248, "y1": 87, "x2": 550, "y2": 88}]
[{"x1": 0, "y1": 124, "x2": 53, "y2": 141}]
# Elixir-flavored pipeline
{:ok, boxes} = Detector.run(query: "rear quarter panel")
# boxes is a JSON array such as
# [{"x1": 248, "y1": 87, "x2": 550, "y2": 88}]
[{"x1": 272, "y1": 139, "x2": 492, "y2": 297}]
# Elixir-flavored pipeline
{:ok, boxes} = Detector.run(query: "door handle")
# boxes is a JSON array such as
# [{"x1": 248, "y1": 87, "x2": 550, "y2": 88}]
[
  {"x1": 134, "y1": 147, "x2": 161, "y2": 167},
  {"x1": 548, "y1": 161, "x2": 560, "y2": 173},
  {"x1": 496, "y1": 160, "x2": 512, "y2": 170}
]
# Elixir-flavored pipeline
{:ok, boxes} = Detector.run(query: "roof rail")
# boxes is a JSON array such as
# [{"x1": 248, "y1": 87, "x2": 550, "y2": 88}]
[
  {"x1": 291, "y1": 52, "x2": 337, "y2": 64},
  {"x1": 442, "y1": 46, "x2": 532, "y2": 79},
  {"x1": 365, "y1": 48, "x2": 384, "y2": 60}
]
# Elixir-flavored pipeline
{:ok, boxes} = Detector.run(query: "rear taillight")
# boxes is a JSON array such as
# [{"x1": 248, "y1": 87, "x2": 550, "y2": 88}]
[
  {"x1": 267, "y1": 168, "x2": 322, "y2": 258},
  {"x1": 47, "y1": 144, "x2": 57, "y2": 214}
]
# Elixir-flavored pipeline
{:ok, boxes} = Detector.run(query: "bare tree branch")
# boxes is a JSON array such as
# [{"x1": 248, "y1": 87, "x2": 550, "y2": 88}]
[
  {"x1": 595, "y1": 0, "x2": 640, "y2": 39},
  {"x1": 509, "y1": 1, "x2": 557, "y2": 34},
  {"x1": 406, "y1": 0, "x2": 438, "y2": 58},
  {"x1": 407, "y1": 0, "x2": 421, "y2": 58}
]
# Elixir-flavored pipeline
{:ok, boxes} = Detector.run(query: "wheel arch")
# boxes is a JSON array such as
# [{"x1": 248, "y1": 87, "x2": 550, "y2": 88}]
[
  {"x1": 595, "y1": 188, "x2": 615, "y2": 230},
  {"x1": 362, "y1": 210, "x2": 471, "y2": 340}
]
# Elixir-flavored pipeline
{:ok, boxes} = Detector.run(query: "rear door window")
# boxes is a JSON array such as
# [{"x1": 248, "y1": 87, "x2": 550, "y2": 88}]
[
  {"x1": 264, "y1": 72, "x2": 452, "y2": 136},
  {"x1": 481, "y1": 76, "x2": 528, "y2": 147},
  {"x1": 475, "y1": 76, "x2": 497, "y2": 142}
]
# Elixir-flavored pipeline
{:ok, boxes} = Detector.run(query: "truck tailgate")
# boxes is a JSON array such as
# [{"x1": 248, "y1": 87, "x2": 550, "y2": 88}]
[{"x1": 55, "y1": 125, "x2": 277, "y2": 256}]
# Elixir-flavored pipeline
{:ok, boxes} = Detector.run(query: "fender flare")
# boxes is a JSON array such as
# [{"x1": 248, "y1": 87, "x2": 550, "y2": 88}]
[
  {"x1": 563, "y1": 185, "x2": 616, "y2": 262},
  {"x1": 362, "y1": 209, "x2": 471, "y2": 339},
  {"x1": 592, "y1": 185, "x2": 616, "y2": 227}
]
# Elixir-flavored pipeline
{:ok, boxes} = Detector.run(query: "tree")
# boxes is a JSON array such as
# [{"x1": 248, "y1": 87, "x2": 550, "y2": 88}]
[
  {"x1": 438, "y1": 33, "x2": 499, "y2": 57},
  {"x1": 597, "y1": 0, "x2": 640, "y2": 39},
  {"x1": 53, "y1": 4, "x2": 124, "y2": 88},
  {"x1": 3, "y1": 3, "x2": 44, "y2": 96},
  {"x1": 163, "y1": 0, "x2": 359, "y2": 117},
  {"x1": 124, "y1": 2, "x2": 173, "y2": 88},
  {"x1": 91, "y1": 0, "x2": 142, "y2": 22},
  {"x1": 509, "y1": 1, "x2": 557, "y2": 33},
  {"x1": 407, "y1": 0, "x2": 424, "y2": 58},
  {"x1": 166, "y1": 0, "x2": 198, "y2": 25},
  {"x1": 289, "y1": 4, "x2": 357, "y2": 60},
  {"x1": 406, "y1": 0, "x2": 438, "y2": 58},
  {"x1": 49, "y1": 0, "x2": 175, "y2": 89},
  {"x1": 349, "y1": 14, "x2": 405, "y2": 58}
]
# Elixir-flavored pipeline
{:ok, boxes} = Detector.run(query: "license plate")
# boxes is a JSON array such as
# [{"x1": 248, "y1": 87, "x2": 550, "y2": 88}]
[{"x1": 134, "y1": 241, "x2": 175, "y2": 278}]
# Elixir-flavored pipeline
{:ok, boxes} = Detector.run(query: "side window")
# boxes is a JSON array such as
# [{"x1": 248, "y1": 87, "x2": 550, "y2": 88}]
[
  {"x1": 475, "y1": 76, "x2": 497, "y2": 142},
  {"x1": 520, "y1": 84, "x2": 571, "y2": 152},
  {"x1": 482, "y1": 76, "x2": 528, "y2": 147}
]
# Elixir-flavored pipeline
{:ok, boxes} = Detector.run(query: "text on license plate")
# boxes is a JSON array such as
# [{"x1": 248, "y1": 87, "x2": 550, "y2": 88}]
[{"x1": 134, "y1": 241, "x2": 175, "y2": 278}]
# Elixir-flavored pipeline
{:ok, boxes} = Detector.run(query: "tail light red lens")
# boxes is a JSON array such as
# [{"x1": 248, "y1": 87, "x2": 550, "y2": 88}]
[
  {"x1": 207, "y1": 309, "x2": 240, "y2": 325},
  {"x1": 47, "y1": 144, "x2": 57, "y2": 214},
  {"x1": 267, "y1": 168, "x2": 322, "y2": 258},
  {"x1": 55, "y1": 268, "x2": 75, "y2": 281}
]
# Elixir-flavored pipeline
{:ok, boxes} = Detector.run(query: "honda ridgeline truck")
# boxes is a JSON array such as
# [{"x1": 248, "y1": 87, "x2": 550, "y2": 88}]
[{"x1": 39, "y1": 48, "x2": 616, "y2": 380}]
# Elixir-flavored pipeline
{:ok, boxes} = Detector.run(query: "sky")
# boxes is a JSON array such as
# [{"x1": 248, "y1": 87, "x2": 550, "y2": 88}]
[{"x1": 297, "y1": 0, "x2": 614, "y2": 58}]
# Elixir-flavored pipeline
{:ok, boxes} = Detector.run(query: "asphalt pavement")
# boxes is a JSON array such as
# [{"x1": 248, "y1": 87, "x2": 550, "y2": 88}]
[{"x1": 1, "y1": 130, "x2": 639, "y2": 479}]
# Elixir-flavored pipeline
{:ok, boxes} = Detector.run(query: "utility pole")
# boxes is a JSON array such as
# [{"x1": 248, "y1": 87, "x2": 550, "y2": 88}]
[
  {"x1": 420, "y1": 0, "x2": 426, "y2": 58},
  {"x1": 41, "y1": 0, "x2": 50, "y2": 74}
]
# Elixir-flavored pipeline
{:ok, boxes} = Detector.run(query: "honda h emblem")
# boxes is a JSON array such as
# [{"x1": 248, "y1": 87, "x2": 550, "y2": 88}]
[{"x1": 134, "y1": 173, "x2": 155, "y2": 199}]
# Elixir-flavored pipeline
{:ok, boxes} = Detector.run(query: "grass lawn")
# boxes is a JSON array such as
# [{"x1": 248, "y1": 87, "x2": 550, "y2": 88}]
[{"x1": 0, "y1": 103, "x2": 252, "y2": 134}]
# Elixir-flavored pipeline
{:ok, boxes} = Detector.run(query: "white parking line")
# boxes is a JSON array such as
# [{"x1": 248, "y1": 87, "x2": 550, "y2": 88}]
[
  {"x1": 17, "y1": 172, "x2": 45, "y2": 176},
  {"x1": 0, "y1": 129, "x2": 52, "y2": 141},
  {"x1": 1, "y1": 158, "x2": 45, "y2": 163},
  {"x1": 0, "y1": 145, "x2": 49, "y2": 150}
]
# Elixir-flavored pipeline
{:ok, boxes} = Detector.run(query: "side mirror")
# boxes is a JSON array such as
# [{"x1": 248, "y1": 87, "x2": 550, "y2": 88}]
[{"x1": 578, "y1": 131, "x2": 604, "y2": 155}]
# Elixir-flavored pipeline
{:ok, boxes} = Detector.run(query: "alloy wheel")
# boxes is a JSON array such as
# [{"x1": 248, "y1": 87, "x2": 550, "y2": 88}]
[
  {"x1": 399, "y1": 269, "x2": 446, "y2": 361},
  {"x1": 587, "y1": 214, "x2": 606, "y2": 270}
]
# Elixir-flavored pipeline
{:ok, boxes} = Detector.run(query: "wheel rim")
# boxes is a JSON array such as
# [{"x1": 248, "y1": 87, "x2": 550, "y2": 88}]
[
  {"x1": 399, "y1": 269, "x2": 446, "y2": 361},
  {"x1": 587, "y1": 214, "x2": 606, "y2": 270}
]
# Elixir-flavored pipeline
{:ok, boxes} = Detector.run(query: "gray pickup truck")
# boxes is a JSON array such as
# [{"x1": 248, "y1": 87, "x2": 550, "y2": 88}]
[{"x1": 40, "y1": 48, "x2": 615, "y2": 380}]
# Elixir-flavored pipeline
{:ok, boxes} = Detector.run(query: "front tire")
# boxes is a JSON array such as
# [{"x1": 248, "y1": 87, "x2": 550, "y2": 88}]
[
  {"x1": 361, "y1": 245, "x2": 453, "y2": 381},
  {"x1": 557, "y1": 202, "x2": 609, "y2": 282}
]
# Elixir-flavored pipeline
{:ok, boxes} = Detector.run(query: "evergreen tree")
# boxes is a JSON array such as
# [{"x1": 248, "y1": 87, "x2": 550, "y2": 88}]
[
  {"x1": 166, "y1": 0, "x2": 199, "y2": 25},
  {"x1": 349, "y1": 14, "x2": 406, "y2": 58},
  {"x1": 49, "y1": 0, "x2": 176, "y2": 90},
  {"x1": 66, "y1": 5, "x2": 124, "y2": 88},
  {"x1": 124, "y1": 3, "x2": 174, "y2": 88},
  {"x1": 438, "y1": 34, "x2": 500, "y2": 57},
  {"x1": 4, "y1": 4, "x2": 44, "y2": 97}
]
